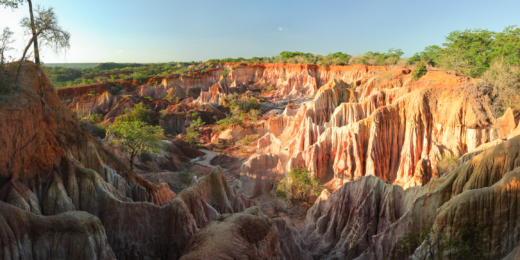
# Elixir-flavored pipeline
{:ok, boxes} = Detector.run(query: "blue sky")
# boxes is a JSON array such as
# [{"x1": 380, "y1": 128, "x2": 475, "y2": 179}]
[{"x1": 1, "y1": 0, "x2": 519, "y2": 63}]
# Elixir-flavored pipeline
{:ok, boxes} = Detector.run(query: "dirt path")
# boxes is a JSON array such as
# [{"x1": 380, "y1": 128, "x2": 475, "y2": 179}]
[{"x1": 193, "y1": 149, "x2": 220, "y2": 168}]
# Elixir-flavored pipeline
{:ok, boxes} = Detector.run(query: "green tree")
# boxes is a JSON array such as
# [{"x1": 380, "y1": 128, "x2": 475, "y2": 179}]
[
  {"x1": 491, "y1": 26, "x2": 520, "y2": 65},
  {"x1": 442, "y1": 29, "x2": 495, "y2": 77},
  {"x1": 108, "y1": 121, "x2": 164, "y2": 171}
]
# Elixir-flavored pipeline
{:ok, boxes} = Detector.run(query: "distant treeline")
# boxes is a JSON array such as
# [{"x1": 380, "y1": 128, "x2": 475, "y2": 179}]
[{"x1": 207, "y1": 26, "x2": 520, "y2": 78}]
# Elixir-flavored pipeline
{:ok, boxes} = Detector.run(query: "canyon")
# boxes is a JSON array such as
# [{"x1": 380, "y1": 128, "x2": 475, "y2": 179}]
[{"x1": 1, "y1": 61, "x2": 519, "y2": 260}]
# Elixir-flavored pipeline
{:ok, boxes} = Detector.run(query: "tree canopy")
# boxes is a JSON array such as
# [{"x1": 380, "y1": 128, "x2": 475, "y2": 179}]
[{"x1": 108, "y1": 121, "x2": 164, "y2": 171}]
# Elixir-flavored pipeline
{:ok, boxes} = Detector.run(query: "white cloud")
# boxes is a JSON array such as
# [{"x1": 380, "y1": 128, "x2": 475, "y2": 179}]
[
  {"x1": 278, "y1": 27, "x2": 288, "y2": 31},
  {"x1": 117, "y1": 50, "x2": 125, "y2": 53}
]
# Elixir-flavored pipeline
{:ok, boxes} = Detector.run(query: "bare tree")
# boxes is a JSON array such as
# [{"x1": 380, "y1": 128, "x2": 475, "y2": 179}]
[
  {"x1": 0, "y1": 27, "x2": 16, "y2": 94},
  {"x1": 14, "y1": 4, "x2": 70, "y2": 87}
]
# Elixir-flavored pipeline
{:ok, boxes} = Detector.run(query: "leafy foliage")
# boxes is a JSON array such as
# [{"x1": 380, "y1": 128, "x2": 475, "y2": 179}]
[
  {"x1": 88, "y1": 113, "x2": 103, "y2": 124},
  {"x1": 277, "y1": 168, "x2": 324, "y2": 203},
  {"x1": 388, "y1": 222, "x2": 488, "y2": 260},
  {"x1": 109, "y1": 83, "x2": 123, "y2": 95},
  {"x1": 191, "y1": 112, "x2": 205, "y2": 127},
  {"x1": 410, "y1": 26, "x2": 520, "y2": 77},
  {"x1": 116, "y1": 103, "x2": 151, "y2": 123},
  {"x1": 184, "y1": 126, "x2": 199, "y2": 146},
  {"x1": 412, "y1": 62, "x2": 427, "y2": 81},
  {"x1": 108, "y1": 121, "x2": 164, "y2": 171}
]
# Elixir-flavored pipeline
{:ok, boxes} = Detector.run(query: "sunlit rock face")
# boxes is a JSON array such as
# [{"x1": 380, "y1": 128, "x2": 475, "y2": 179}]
[{"x1": 242, "y1": 65, "x2": 513, "y2": 196}]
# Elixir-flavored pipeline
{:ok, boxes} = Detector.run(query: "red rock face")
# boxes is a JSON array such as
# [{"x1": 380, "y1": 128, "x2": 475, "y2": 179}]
[{"x1": 243, "y1": 68, "x2": 508, "y2": 194}]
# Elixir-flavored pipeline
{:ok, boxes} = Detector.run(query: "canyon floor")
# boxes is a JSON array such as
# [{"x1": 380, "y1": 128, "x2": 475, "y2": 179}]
[{"x1": 1, "y1": 62, "x2": 520, "y2": 259}]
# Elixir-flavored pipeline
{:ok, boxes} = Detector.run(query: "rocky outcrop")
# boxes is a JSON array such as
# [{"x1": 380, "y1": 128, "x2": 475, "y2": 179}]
[
  {"x1": 0, "y1": 201, "x2": 115, "y2": 260},
  {"x1": 0, "y1": 63, "x2": 263, "y2": 259},
  {"x1": 244, "y1": 71, "x2": 497, "y2": 194},
  {"x1": 301, "y1": 135, "x2": 520, "y2": 260},
  {"x1": 180, "y1": 206, "x2": 311, "y2": 260}
]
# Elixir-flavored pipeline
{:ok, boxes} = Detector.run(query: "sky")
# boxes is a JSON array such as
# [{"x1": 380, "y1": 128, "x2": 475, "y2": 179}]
[{"x1": 1, "y1": 0, "x2": 519, "y2": 63}]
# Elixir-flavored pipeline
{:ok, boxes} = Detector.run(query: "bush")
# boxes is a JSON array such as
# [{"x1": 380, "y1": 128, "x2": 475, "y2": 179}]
[
  {"x1": 240, "y1": 147, "x2": 247, "y2": 153},
  {"x1": 159, "y1": 109, "x2": 168, "y2": 120},
  {"x1": 482, "y1": 57, "x2": 520, "y2": 117},
  {"x1": 116, "y1": 102, "x2": 151, "y2": 123},
  {"x1": 184, "y1": 126, "x2": 199, "y2": 146},
  {"x1": 109, "y1": 83, "x2": 123, "y2": 95},
  {"x1": 88, "y1": 113, "x2": 103, "y2": 124},
  {"x1": 277, "y1": 168, "x2": 324, "y2": 204},
  {"x1": 239, "y1": 136, "x2": 253, "y2": 145},
  {"x1": 248, "y1": 97, "x2": 261, "y2": 110},
  {"x1": 221, "y1": 70, "x2": 230, "y2": 77},
  {"x1": 249, "y1": 109, "x2": 261, "y2": 121},
  {"x1": 412, "y1": 61, "x2": 427, "y2": 81},
  {"x1": 191, "y1": 112, "x2": 205, "y2": 127}
]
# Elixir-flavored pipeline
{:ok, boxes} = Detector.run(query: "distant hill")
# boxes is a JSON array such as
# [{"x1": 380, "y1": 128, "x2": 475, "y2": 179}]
[{"x1": 45, "y1": 63, "x2": 99, "y2": 69}]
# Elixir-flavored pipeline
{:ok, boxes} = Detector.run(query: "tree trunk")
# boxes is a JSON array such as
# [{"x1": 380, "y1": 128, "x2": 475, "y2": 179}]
[
  {"x1": 27, "y1": 0, "x2": 41, "y2": 77},
  {"x1": 129, "y1": 153, "x2": 135, "y2": 171},
  {"x1": 14, "y1": 31, "x2": 41, "y2": 87}
]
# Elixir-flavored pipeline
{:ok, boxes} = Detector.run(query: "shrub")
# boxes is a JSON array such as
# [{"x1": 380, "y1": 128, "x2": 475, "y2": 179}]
[
  {"x1": 87, "y1": 90, "x2": 96, "y2": 98},
  {"x1": 239, "y1": 136, "x2": 253, "y2": 145},
  {"x1": 184, "y1": 126, "x2": 199, "y2": 146},
  {"x1": 412, "y1": 61, "x2": 427, "y2": 81},
  {"x1": 482, "y1": 57, "x2": 520, "y2": 117},
  {"x1": 221, "y1": 70, "x2": 230, "y2": 77},
  {"x1": 144, "y1": 96, "x2": 153, "y2": 101},
  {"x1": 178, "y1": 161, "x2": 194, "y2": 186},
  {"x1": 159, "y1": 109, "x2": 168, "y2": 120},
  {"x1": 116, "y1": 102, "x2": 150, "y2": 123},
  {"x1": 109, "y1": 83, "x2": 123, "y2": 95},
  {"x1": 249, "y1": 109, "x2": 261, "y2": 121},
  {"x1": 191, "y1": 112, "x2": 205, "y2": 127},
  {"x1": 277, "y1": 168, "x2": 324, "y2": 204},
  {"x1": 240, "y1": 147, "x2": 247, "y2": 153},
  {"x1": 132, "y1": 71, "x2": 150, "y2": 83},
  {"x1": 248, "y1": 97, "x2": 261, "y2": 110},
  {"x1": 119, "y1": 74, "x2": 128, "y2": 80},
  {"x1": 88, "y1": 113, "x2": 103, "y2": 124}
]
